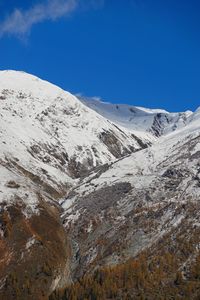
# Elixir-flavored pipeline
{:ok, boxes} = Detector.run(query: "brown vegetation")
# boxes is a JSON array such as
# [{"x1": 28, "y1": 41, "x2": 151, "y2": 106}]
[
  {"x1": 50, "y1": 250, "x2": 200, "y2": 300},
  {"x1": 0, "y1": 200, "x2": 71, "y2": 300}
]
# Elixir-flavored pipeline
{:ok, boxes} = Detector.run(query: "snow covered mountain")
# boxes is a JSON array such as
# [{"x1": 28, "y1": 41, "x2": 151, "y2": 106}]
[
  {"x1": 0, "y1": 70, "x2": 153, "y2": 299},
  {"x1": 61, "y1": 106, "x2": 200, "y2": 281},
  {"x1": 0, "y1": 70, "x2": 157, "y2": 215},
  {"x1": 80, "y1": 96, "x2": 193, "y2": 136},
  {"x1": 0, "y1": 71, "x2": 155, "y2": 183},
  {"x1": 1, "y1": 70, "x2": 200, "y2": 299}
]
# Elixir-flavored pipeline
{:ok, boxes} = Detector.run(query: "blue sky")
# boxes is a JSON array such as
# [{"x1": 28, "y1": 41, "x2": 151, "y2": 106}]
[{"x1": 0, "y1": 0, "x2": 200, "y2": 112}]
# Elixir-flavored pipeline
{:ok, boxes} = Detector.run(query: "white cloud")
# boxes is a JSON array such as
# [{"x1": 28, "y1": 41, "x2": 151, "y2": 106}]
[{"x1": 0, "y1": 0, "x2": 104, "y2": 38}]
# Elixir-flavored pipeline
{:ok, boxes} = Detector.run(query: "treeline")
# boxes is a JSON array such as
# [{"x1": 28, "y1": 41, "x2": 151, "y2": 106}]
[{"x1": 49, "y1": 251, "x2": 200, "y2": 300}]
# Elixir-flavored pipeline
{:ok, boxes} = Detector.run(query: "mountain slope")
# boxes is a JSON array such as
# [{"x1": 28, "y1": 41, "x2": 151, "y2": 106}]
[
  {"x1": 61, "y1": 111, "x2": 200, "y2": 283},
  {"x1": 80, "y1": 96, "x2": 193, "y2": 136},
  {"x1": 0, "y1": 71, "x2": 153, "y2": 183},
  {"x1": 0, "y1": 70, "x2": 155, "y2": 299}
]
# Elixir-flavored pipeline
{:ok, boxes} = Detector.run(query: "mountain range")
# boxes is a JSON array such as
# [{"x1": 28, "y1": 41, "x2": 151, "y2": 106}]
[{"x1": 0, "y1": 70, "x2": 200, "y2": 299}]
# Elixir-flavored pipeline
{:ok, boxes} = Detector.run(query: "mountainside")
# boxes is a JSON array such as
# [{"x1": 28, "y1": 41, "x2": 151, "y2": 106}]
[
  {"x1": 54, "y1": 108, "x2": 200, "y2": 299},
  {"x1": 1, "y1": 70, "x2": 200, "y2": 299},
  {"x1": 0, "y1": 70, "x2": 153, "y2": 299},
  {"x1": 80, "y1": 96, "x2": 193, "y2": 137},
  {"x1": 61, "y1": 109, "x2": 200, "y2": 273},
  {"x1": 0, "y1": 71, "x2": 153, "y2": 183}
]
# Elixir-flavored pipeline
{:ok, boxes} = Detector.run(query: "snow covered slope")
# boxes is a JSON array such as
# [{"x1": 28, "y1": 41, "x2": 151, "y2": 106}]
[
  {"x1": 62, "y1": 106, "x2": 200, "y2": 220},
  {"x1": 0, "y1": 70, "x2": 198, "y2": 216},
  {"x1": 0, "y1": 71, "x2": 155, "y2": 208},
  {"x1": 80, "y1": 97, "x2": 193, "y2": 136},
  {"x1": 61, "y1": 108, "x2": 200, "y2": 276}
]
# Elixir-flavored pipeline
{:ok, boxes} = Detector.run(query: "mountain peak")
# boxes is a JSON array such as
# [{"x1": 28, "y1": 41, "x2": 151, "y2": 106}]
[
  {"x1": 0, "y1": 70, "x2": 67, "y2": 98},
  {"x1": 0, "y1": 69, "x2": 39, "y2": 81}
]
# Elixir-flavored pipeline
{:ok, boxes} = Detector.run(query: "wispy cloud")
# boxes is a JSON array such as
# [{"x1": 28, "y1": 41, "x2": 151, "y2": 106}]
[{"x1": 0, "y1": 0, "x2": 104, "y2": 38}]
